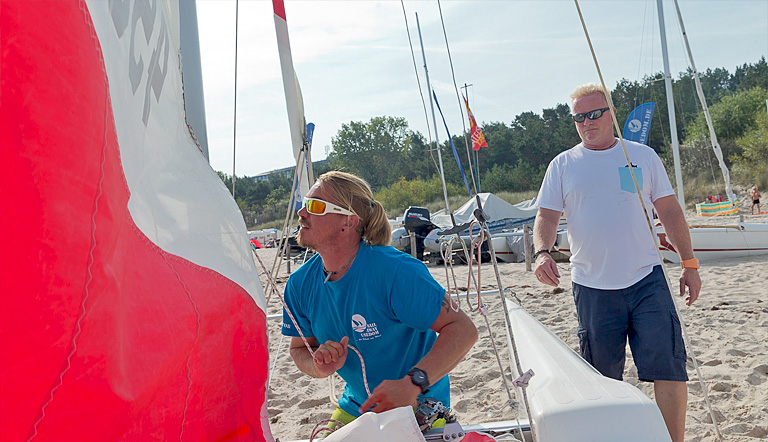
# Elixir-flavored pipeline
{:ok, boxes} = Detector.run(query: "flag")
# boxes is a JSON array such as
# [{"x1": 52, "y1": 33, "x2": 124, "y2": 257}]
[
  {"x1": 433, "y1": 91, "x2": 472, "y2": 197},
  {"x1": 622, "y1": 103, "x2": 656, "y2": 145},
  {"x1": 463, "y1": 94, "x2": 488, "y2": 151}
]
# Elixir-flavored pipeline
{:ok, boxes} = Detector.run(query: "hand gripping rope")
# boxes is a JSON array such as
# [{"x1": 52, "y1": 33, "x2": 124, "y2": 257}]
[{"x1": 252, "y1": 246, "x2": 372, "y2": 439}]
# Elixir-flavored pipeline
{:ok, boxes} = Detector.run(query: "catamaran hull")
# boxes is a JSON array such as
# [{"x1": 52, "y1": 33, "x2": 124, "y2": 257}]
[
  {"x1": 657, "y1": 222, "x2": 768, "y2": 262},
  {"x1": 504, "y1": 299, "x2": 672, "y2": 442},
  {"x1": 552, "y1": 223, "x2": 768, "y2": 263}
]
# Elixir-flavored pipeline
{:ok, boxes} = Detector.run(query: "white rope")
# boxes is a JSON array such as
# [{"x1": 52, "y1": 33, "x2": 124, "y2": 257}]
[
  {"x1": 572, "y1": 2, "x2": 722, "y2": 440},
  {"x1": 266, "y1": 146, "x2": 307, "y2": 304},
  {"x1": 267, "y1": 334, "x2": 285, "y2": 390},
  {"x1": 254, "y1": 245, "x2": 374, "y2": 410},
  {"x1": 436, "y1": 219, "x2": 531, "y2": 442},
  {"x1": 477, "y1": 220, "x2": 536, "y2": 442}
]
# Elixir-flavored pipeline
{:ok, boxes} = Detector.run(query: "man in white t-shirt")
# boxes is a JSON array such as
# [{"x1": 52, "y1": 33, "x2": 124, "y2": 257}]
[{"x1": 532, "y1": 83, "x2": 701, "y2": 442}]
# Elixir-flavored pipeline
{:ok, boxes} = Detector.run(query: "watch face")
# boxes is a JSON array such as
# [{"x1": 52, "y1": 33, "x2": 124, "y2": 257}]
[{"x1": 412, "y1": 371, "x2": 427, "y2": 383}]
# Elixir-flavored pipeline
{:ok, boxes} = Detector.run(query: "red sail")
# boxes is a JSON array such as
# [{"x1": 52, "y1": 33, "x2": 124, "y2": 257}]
[{"x1": 0, "y1": 2, "x2": 271, "y2": 440}]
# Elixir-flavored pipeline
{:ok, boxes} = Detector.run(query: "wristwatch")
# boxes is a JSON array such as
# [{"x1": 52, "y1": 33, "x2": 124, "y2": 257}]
[
  {"x1": 407, "y1": 367, "x2": 430, "y2": 395},
  {"x1": 681, "y1": 258, "x2": 700, "y2": 269},
  {"x1": 533, "y1": 249, "x2": 551, "y2": 260}
]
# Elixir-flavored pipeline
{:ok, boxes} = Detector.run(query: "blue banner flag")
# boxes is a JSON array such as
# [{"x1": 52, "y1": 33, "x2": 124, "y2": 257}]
[
  {"x1": 432, "y1": 90, "x2": 472, "y2": 197},
  {"x1": 622, "y1": 103, "x2": 656, "y2": 144}
]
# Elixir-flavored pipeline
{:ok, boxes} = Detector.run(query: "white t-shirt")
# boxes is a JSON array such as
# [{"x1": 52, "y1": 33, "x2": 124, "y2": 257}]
[{"x1": 536, "y1": 139, "x2": 675, "y2": 289}]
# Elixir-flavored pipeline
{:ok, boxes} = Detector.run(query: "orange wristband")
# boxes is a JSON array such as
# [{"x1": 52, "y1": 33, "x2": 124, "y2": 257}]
[{"x1": 681, "y1": 258, "x2": 699, "y2": 269}]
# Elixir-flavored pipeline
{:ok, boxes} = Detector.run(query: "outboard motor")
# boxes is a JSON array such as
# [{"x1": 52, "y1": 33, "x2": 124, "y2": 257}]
[{"x1": 402, "y1": 206, "x2": 438, "y2": 260}]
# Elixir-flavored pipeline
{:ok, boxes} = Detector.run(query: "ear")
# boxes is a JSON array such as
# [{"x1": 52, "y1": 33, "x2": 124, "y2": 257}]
[{"x1": 344, "y1": 214, "x2": 360, "y2": 230}]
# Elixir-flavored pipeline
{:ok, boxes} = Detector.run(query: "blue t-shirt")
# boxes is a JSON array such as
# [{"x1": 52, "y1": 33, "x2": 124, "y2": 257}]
[{"x1": 281, "y1": 243, "x2": 448, "y2": 417}]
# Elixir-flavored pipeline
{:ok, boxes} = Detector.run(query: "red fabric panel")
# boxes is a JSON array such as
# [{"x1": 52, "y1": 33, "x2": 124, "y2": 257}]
[
  {"x1": 0, "y1": 2, "x2": 269, "y2": 440},
  {"x1": 272, "y1": 0, "x2": 287, "y2": 21}
]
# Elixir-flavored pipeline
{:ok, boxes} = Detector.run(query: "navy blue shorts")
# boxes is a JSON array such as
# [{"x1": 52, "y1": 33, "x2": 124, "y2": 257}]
[{"x1": 572, "y1": 265, "x2": 688, "y2": 382}]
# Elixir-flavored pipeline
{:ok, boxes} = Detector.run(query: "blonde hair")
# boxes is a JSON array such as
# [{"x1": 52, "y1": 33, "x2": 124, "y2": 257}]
[
  {"x1": 570, "y1": 83, "x2": 608, "y2": 103},
  {"x1": 316, "y1": 171, "x2": 392, "y2": 246}
]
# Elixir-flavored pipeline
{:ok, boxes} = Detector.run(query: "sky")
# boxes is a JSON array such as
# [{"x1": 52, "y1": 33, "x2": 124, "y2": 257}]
[{"x1": 195, "y1": 0, "x2": 768, "y2": 178}]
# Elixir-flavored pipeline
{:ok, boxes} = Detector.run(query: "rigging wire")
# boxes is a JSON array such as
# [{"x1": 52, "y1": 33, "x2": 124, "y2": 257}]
[
  {"x1": 572, "y1": 2, "x2": 723, "y2": 439},
  {"x1": 400, "y1": 0, "x2": 440, "y2": 174},
  {"x1": 231, "y1": 0, "x2": 239, "y2": 198},
  {"x1": 436, "y1": 0, "x2": 478, "y2": 196}
]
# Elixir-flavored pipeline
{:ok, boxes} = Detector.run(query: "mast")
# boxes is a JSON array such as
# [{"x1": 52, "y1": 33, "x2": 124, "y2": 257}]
[
  {"x1": 657, "y1": 0, "x2": 685, "y2": 209},
  {"x1": 672, "y1": 0, "x2": 735, "y2": 203},
  {"x1": 416, "y1": 13, "x2": 451, "y2": 214}
]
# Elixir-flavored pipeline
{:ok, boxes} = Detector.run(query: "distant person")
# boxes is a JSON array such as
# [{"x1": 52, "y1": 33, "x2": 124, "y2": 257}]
[
  {"x1": 751, "y1": 186, "x2": 761, "y2": 214},
  {"x1": 532, "y1": 83, "x2": 701, "y2": 442},
  {"x1": 281, "y1": 171, "x2": 477, "y2": 430}
]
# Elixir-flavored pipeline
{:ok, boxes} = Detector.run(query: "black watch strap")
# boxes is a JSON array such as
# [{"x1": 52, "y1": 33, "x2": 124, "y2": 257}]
[
  {"x1": 407, "y1": 367, "x2": 430, "y2": 395},
  {"x1": 533, "y1": 249, "x2": 551, "y2": 260}
]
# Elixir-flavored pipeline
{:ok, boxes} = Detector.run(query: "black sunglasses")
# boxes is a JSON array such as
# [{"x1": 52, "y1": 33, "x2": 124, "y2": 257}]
[{"x1": 572, "y1": 107, "x2": 610, "y2": 123}]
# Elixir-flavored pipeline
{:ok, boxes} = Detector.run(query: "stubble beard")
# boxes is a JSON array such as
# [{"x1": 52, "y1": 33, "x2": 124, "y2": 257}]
[{"x1": 296, "y1": 228, "x2": 311, "y2": 249}]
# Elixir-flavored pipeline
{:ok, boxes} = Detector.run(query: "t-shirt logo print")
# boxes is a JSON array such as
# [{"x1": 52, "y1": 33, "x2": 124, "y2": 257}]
[
  {"x1": 351, "y1": 314, "x2": 367, "y2": 333},
  {"x1": 351, "y1": 313, "x2": 381, "y2": 341}
]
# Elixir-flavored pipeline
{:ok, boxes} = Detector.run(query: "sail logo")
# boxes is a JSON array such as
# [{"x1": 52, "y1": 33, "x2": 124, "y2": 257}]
[
  {"x1": 351, "y1": 314, "x2": 380, "y2": 340},
  {"x1": 627, "y1": 119, "x2": 642, "y2": 133},
  {"x1": 109, "y1": 0, "x2": 170, "y2": 126}
]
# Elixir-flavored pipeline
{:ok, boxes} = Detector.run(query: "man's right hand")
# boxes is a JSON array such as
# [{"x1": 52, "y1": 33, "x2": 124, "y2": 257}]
[
  {"x1": 313, "y1": 336, "x2": 349, "y2": 377},
  {"x1": 534, "y1": 253, "x2": 560, "y2": 286}
]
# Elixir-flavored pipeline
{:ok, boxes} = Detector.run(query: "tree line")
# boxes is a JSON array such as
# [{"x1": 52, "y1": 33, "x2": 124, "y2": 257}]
[{"x1": 219, "y1": 57, "x2": 768, "y2": 228}]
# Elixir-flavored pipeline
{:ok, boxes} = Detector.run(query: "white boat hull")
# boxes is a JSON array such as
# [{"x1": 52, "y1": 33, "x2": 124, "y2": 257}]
[
  {"x1": 552, "y1": 222, "x2": 768, "y2": 263},
  {"x1": 504, "y1": 299, "x2": 672, "y2": 442},
  {"x1": 658, "y1": 222, "x2": 768, "y2": 263}
]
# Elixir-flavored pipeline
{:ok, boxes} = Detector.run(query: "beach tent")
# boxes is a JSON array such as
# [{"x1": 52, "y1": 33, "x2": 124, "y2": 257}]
[
  {"x1": 431, "y1": 193, "x2": 538, "y2": 227},
  {"x1": 0, "y1": 2, "x2": 271, "y2": 440}
]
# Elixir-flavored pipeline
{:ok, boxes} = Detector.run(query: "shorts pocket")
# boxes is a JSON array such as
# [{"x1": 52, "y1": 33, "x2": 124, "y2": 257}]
[
  {"x1": 577, "y1": 327, "x2": 591, "y2": 362},
  {"x1": 670, "y1": 312, "x2": 686, "y2": 360}
]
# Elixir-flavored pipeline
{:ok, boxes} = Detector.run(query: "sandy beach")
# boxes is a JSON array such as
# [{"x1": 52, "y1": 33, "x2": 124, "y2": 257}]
[{"x1": 258, "y1": 210, "x2": 768, "y2": 442}]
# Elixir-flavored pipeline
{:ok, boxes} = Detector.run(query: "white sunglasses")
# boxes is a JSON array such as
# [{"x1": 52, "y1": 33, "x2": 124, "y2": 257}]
[{"x1": 302, "y1": 197, "x2": 356, "y2": 216}]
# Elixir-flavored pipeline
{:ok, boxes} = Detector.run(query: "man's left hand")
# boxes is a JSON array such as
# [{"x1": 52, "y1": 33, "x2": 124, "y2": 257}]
[
  {"x1": 680, "y1": 268, "x2": 701, "y2": 306},
  {"x1": 358, "y1": 377, "x2": 420, "y2": 414}
]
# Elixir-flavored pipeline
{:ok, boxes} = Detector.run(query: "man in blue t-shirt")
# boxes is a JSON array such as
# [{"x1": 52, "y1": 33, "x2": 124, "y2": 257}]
[{"x1": 281, "y1": 171, "x2": 477, "y2": 427}]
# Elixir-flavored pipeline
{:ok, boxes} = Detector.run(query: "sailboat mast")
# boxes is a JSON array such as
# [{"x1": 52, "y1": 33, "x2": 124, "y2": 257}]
[
  {"x1": 657, "y1": 0, "x2": 686, "y2": 209},
  {"x1": 416, "y1": 12, "x2": 451, "y2": 213},
  {"x1": 672, "y1": 0, "x2": 735, "y2": 203}
]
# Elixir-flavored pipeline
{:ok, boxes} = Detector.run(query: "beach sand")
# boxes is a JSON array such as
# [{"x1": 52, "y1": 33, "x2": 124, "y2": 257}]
[{"x1": 258, "y1": 211, "x2": 768, "y2": 442}]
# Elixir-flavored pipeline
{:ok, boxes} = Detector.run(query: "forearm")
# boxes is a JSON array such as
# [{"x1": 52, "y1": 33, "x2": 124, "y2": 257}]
[
  {"x1": 416, "y1": 314, "x2": 477, "y2": 386},
  {"x1": 533, "y1": 208, "x2": 561, "y2": 251},
  {"x1": 655, "y1": 197, "x2": 695, "y2": 260},
  {"x1": 289, "y1": 345, "x2": 326, "y2": 378}
]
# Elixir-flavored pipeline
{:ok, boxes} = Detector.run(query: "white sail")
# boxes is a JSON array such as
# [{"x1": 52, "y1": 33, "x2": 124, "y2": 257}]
[
  {"x1": 273, "y1": 0, "x2": 313, "y2": 204},
  {"x1": 672, "y1": 0, "x2": 736, "y2": 203}
]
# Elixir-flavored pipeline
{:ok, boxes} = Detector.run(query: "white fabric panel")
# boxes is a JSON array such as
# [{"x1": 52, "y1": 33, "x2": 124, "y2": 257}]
[
  {"x1": 324, "y1": 407, "x2": 427, "y2": 442},
  {"x1": 86, "y1": 0, "x2": 265, "y2": 310}
]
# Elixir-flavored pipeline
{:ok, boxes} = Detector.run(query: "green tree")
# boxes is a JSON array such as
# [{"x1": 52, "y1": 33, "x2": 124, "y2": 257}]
[
  {"x1": 375, "y1": 176, "x2": 464, "y2": 216},
  {"x1": 731, "y1": 111, "x2": 768, "y2": 187},
  {"x1": 328, "y1": 116, "x2": 416, "y2": 189}
]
